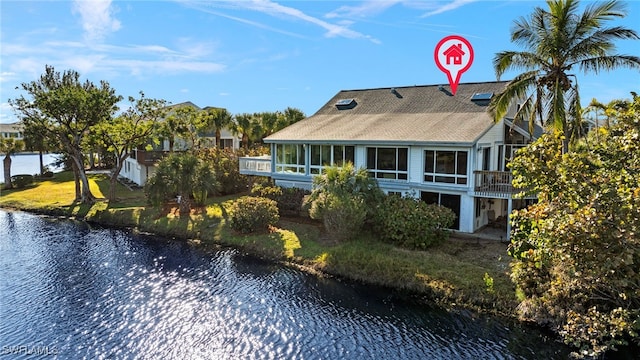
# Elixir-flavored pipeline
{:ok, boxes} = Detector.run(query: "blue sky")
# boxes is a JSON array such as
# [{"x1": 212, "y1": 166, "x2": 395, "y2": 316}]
[{"x1": 1, "y1": 0, "x2": 639, "y2": 124}]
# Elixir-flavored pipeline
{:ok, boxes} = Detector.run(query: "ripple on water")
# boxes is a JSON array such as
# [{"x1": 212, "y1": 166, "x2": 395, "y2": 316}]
[{"x1": 0, "y1": 210, "x2": 571, "y2": 359}]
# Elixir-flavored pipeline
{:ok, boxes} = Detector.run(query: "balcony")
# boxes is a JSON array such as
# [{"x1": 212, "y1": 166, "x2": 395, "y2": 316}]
[
  {"x1": 239, "y1": 156, "x2": 272, "y2": 176},
  {"x1": 473, "y1": 170, "x2": 518, "y2": 198},
  {"x1": 134, "y1": 150, "x2": 169, "y2": 165}
]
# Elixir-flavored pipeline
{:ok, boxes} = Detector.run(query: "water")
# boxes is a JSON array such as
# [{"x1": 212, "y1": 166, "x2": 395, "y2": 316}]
[
  {"x1": 3, "y1": 153, "x2": 62, "y2": 178},
  {"x1": 0, "y1": 210, "x2": 570, "y2": 359}
]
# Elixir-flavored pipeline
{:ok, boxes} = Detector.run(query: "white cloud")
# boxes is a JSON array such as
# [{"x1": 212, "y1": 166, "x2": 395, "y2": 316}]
[
  {"x1": 325, "y1": 0, "x2": 401, "y2": 19},
  {"x1": 180, "y1": 0, "x2": 381, "y2": 44},
  {"x1": 72, "y1": 0, "x2": 121, "y2": 42},
  {"x1": 421, "y1": 0, "x2": 477, "y2": 17}
]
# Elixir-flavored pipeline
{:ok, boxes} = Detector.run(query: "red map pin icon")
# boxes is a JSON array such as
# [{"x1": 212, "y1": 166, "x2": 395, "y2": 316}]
[{"x1": 434, "y1": 35, "x2": 474, "y2": 95}]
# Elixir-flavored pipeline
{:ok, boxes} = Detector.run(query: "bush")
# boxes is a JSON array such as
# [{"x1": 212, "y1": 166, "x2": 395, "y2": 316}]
[
  {"x1": 197, "y1": 148, "x2": 253, "y2": 195},
  {"x1": 314, "y1": 192, "x2": 368, "y2": 242},
  {"x1": 11, "y1": 174, "x2": 34, "y2": 189},
  {"x1": 229, "y1": 196, "x2": 279, "y2": 234},
  {"x1": 251, "y1": 183, "x2": 309, "y2": 217},
  {"x1": 372, "y1": 194, "x2": 455, "y2": 249}
]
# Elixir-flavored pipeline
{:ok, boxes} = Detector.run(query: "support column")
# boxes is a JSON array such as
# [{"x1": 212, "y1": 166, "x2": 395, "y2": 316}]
[{"x1": 506, "y1": 197, "x2": 513, "y2": 242}]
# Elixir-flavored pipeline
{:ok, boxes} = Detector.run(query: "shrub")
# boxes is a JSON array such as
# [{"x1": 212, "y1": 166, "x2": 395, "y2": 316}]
[
  {"x1": 315, "y1": 192, "x2": 368, "y2": 242},
  {"x1": 229, "y1": 196, "x2": 279, "y2": 234},
  {"x1": 305, "y1": 163, "x2": 383, "y2": 240},
  {"x1": 251, "y1": 183, "x2": 309, "y2": 217},
  {"x1": 11, "y1": 174, "x2": 34, "y2": 189},
  {"x1": 197, "y1": 148, "x2": 251, "y2": 195},
  {"x1": 372, "y1": 194, "x2": 455, "y2": 249}
]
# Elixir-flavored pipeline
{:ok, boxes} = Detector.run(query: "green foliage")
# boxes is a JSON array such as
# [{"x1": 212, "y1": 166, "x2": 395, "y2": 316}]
[
  {"x1": 489, "y1": 0, "x2": 640, "y2": 151},
  {"x1": 372, "y1": 194, "x2": 455, "y2": 249},
  {"x1": 305, "y1": 163, "x2": 383, "y2": 241},
  {"x1": 508, "y1": 93, "x2": 640, "y2": 357},
  {"x1": 197, "y1": 148, "x2": 251, "y2": 195},
  {"x1": 10, "y1": 174, "x2": 34, "y2": 189},
  {"x1": 228, "y1": 196, "x2": 279, "y2": 234},
  {"x1": 144, "y1": 152, "x2": 219, "y2": 215},
  {"x1": 251, "y1": 182, "x2": 309, "y2": 217}
]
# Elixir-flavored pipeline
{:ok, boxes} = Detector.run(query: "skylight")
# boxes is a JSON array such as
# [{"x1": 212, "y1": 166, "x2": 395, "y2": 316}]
[
  {"x1": 335, "y1": 98, "x2": 357, "y2": 109},
  {"x1": 470, "y1": 92, "x2": 494, "y2": 101}
]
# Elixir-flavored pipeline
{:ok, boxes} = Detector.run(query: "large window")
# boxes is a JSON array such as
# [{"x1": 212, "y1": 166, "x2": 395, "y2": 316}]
[
  {"x1": 310, "y1": 145, "x2": 355, "y2": 174},
  {"x1": 421, "y1": 191, "x2": 461, "y2": 230},
  {"x1": 366, "y1": 147, "x2": 408, "y2": 180},
  {"x1": 424, "y1": 150, "x2": 468, "y2": 185},
  {"x1": 275, "y1": 144, "x2": 305, "y2": 174}
]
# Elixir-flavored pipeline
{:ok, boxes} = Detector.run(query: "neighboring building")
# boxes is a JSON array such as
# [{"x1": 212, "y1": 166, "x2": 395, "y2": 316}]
[
  {"x1": 0, "y1": 122, "x2": 24, "y2": 140},
  {"x1": 239, "y1": 81, "x2": 540, "y2": 238},
  {"x1": 119, "y1": 102, "x2": 240, "y2": 186}
]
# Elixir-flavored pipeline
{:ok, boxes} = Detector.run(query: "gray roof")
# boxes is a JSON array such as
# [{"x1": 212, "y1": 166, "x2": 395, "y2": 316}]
[{"x1": 265, "y1": 81, "x2": 511, "y2": 145}]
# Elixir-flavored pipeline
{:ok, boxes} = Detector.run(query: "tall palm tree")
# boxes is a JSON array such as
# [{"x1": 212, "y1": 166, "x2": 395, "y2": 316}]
[
  {"x1": 232, "y1": 113, "x2": 261, "y2": 149},
  {"x1": 200, "y1": 107, "x2": 233, "y2": 148},
  {"x1": 1, "y1": 138, "x2": 25, "y2": 189},
  {"x1": 489, "y1": 0, "x2": 640, "y2": 152}
]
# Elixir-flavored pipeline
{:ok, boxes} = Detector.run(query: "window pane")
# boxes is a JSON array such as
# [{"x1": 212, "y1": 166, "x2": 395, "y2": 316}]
[
  {"x1": 436, "y1": 151, "x2": 455, "y2": 174},
  {"x1": 276, "y1": 144, "x2": 284, "y2": 163},
  {"x1": 322, "y1": 145, "x2": 331, "y2": 166},
  {"x1": 398, "y1": 148, "x2": 408, "y2": 171},
  {"x1": 345, "y1": 146, "x2": 355, "y2": 164},
  {"x1": 457, "y1": 151, "x2": 468, "y2": 175},
  {"x1": 298, "y1": 145, "x2": 305, "y2": 165},
  {"x1": 377, "y1": 148, "x2": 396, "y2": 170},
  {"x1": 367, "y1": 148, "x2": 376, "y2": 169},
  {"x1": 311, "y1": 145, "x2": 320, "y2": 165},
  {"x1": 333, "y1": 146, "x2": 343, "y2": 166},
  {"x1": 421, "y1": 192, "x2": 439, "y2": 204},
  {"x1": 425, "y1": 151, "x2": 434, "y2": 172}
]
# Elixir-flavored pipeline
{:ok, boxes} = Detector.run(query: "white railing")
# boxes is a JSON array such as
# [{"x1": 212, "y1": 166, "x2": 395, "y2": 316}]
[{"x1": 239, "y1": 156, "x2": 272, "y2": 176}]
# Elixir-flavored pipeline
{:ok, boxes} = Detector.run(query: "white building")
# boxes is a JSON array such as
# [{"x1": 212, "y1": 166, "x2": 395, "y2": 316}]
[{"x1": 239, "y1": 81, "x2": 541, "y2": 238}]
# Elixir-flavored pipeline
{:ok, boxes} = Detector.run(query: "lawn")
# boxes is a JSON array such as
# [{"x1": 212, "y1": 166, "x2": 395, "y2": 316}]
[{"x1": 0, "y1": 171, "x2": 518, "y2": 315}]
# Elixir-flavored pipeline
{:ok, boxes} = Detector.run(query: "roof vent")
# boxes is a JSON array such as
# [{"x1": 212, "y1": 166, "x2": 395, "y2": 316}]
[{"x1": 335, "y1": 98, "x2": 357, "y2": 110}]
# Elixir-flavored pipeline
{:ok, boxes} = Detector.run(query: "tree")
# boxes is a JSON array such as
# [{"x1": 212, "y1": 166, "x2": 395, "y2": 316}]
[
  {"x1": 10, "y1": 66, "x2": 122, "y2": 203},
  {"x1": 278, "y1": 107, "x2": 305, "y2": 131},
  {"x1": 0, "y1": 138, "x2": 25, "y2": 189},
  {"x1": 144, "y1": 152, "x2": 218, "y2": 216},
  {"x1": 95, "y1": 93, "x2": 167, "y2": 201},
  {"x1": 508, "y1": 92, "x2": 640, "y2": 357},
  {"x1": 199, "y1": 107, "x2": 233, "y2": 148},
  {"x1": 306, "y1": 163, "x2": 382, "y2": 241},
  {"x1": 489, "y1": 0, "x2": 640, "y2": 152},
  {"x1": 158, "y1": 104, "x2": 194, "y2": 152},
  {"x1": 22, "y1": 121, "x2": 57, "y2": 175},
  {"x1": 232, "y1": 113, "x2": 260, "y2": 149}
]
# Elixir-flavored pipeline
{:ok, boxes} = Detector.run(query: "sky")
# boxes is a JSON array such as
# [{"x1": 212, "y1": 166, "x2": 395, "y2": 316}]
[{"x1": 1, "y1": 0, "x2": 639, "y2": 124}]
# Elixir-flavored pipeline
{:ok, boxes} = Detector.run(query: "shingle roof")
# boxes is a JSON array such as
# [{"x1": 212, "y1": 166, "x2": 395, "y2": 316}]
[{"x1": 265, "y1": 81, "x2": 510, "y2": 145}]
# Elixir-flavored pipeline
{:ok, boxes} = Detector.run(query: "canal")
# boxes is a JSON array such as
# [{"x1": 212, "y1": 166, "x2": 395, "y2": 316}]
[{"x1": 0, "y1": 210, "x2": 570, "y2": 359}]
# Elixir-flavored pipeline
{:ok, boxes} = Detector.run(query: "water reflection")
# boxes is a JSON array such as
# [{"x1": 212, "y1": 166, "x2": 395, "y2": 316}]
[{"x1": 0, "y1": 210, "x2": 570, "y2": 359}]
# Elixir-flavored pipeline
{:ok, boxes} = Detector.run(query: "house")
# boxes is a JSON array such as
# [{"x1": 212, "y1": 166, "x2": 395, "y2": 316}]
[
  {"x1": 443, "y1": 44, "x2": 465, "y2": 65},
  {"x1": 0, "y1": 122, "x2": 24, "y2": 141},
  {"x1": 119, "y1": 102, "x2": 240, "y2": 186},
  {"x1": 239, "y1": 81, "x2": 541, "y2": 239}
]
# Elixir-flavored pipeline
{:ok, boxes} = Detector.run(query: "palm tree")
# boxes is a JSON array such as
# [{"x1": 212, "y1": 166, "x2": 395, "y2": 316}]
[
  {"x1": 232, "y1": 113, "x2": 260, "y2": 149},
  {"x1": 489, "y1": 0, "x2": 640, "y2": 152},
  {"x1": 1, "y1": 138, "x2": 25, "y2": 189},
  {"x1": 200, "y1": 107, "x2": 233, "y2": 148}
]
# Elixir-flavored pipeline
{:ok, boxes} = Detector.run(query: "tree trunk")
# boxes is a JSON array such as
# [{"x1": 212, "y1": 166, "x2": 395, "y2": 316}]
[
  {"x1": 178, "y1": 191, "x2": 191, "y2": 217},
  {"x1": 38, "y1": 151, "x2": 44, "y2": 175},
  {"x1": 216, "y1": 129, "x2": 221, "y2": 148},
  {"x1": 71, "y1": 152, "x2": 95, "y2": 204},
  {"x1": 109, "y1": 156, "x2": 126, "y2": 202},
  {"x1": 3, "y1": 155, "x2": 12, "y2": 189},
  {"x1": 71, "y1": 161, "x2": 81, "y2": 201}
]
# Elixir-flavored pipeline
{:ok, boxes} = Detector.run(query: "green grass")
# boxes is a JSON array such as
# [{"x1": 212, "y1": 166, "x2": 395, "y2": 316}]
[{"x1": 0, "y1": 171, "x2": 518, "y2": 315}]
